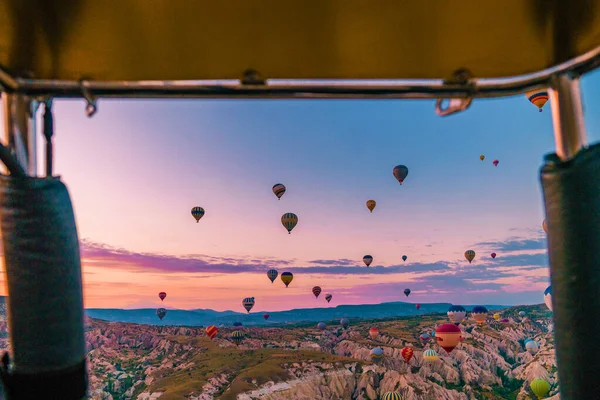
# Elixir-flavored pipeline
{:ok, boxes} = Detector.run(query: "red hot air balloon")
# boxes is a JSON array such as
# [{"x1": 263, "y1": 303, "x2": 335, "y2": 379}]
[
  {"x1": 401, "y1": 347, "x2": 414, "y2": 363},
  {"x1": 416, "y1": 304, "x2": 421, "y2": 310},
  {"x1": 493, "y1": 160, "x2": 499, "y2": 167},
  {"x1": 491, "y1": 253, "x2": 497, "y2": 259},
  {"x1": 206, "y1": 325, "x2": 218, "y2": 339},
  {"x1": 435, "y1": 323, "x2": 462, "y2": 353},
  {"x1": 159, "y1": 292, "x2": 166, "y2": 301},
  {"x1": 263, "y1": 313, "x2": 270, "y2": 320},
  {"x1": 312, "y1": 286, "x2": 322, "y2": 298}
]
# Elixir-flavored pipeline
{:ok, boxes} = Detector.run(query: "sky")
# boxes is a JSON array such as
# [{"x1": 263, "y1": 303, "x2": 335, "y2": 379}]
[{"x1": 2, "y1": 71, "x2": 600, "y2": 312}]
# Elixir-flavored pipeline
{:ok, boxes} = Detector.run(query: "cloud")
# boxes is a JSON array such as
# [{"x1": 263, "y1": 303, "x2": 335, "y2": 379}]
[{"x1": 476, "y1": 237, "x2": 547, "y2": 252}]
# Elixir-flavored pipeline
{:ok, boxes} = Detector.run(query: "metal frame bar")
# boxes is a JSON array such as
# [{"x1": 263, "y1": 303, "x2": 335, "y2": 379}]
[
  {"x1": 0, "y1": 94, "x2": 38, "y2": 177},
  {"x1": 549, "y1": 75, "x2": 587, "y2": 161}
]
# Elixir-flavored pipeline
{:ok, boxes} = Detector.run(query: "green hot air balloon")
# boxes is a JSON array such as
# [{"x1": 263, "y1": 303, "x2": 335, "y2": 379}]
[{"x1": 530, "y1": 378, "x2": 550, "y2": 399}]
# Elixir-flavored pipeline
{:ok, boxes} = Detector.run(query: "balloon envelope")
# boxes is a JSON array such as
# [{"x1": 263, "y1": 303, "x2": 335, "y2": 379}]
[
  {"x1": 530, "y1": 378, "x2": 551, "y2": 398},
  {"x1": 206, "y1": 325, "x2": 218, "y2": 339},
  {"x1": 267, "y1": 269, "x2": 278, "y2": 283},
  {"x1": 281, "y1": 213, "x2": 298, "y2": 234},
  {"x1": 317, "y1": 322, "x2": 326, "y2": 331},
  {"x1": 363, "y1": 255, "x2": 373, "y2": 267},
  {"x1": 392, "y1": 165, "x2": 409, "y2": 184},
  {"x1": 366, "y1": 200, "x2": 376, "y2": 212},
  {"x1": 401, "y1": 347, "x2": 414, "y2": 363},
  {"x1": 447, "y1": 305, "x2": 467, "y2": 325},
  {"x1": 544, "y1": 285, "x2": 553, "y2": 312},
  {"x1": 435, "y1": 324, "x2": 462, "y2": 353},
  {"x1": 281, "y1": 272, "x2": 294, "y2": 287},
  {"x1": 465, "y1": 250, "x2": 476, "y2": 263},
  {"x1": 158, "y1": 292, "x2": 166, "y2": 301},
  {"x1": 369, "y1": 327, "x2": 379, "y2": 339},
  {"x1": 191, "y1": 206, "x2": 205, "y2": 222},
  {"x1": 272, "y1": 183, "x2": 286, "y2": 199}
]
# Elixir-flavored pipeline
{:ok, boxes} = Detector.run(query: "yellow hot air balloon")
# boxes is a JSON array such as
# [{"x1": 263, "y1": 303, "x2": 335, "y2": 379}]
[
  {"x1": 530, "y1": 378, "x2": 551, "y2": 399},
  {"x1": 526, "y1": 90, "x2": 549, "y2": 112},
  {"x1": 464, "y1": 250, "x2": 476, "y2": 263},
  {"x1": 472, "y1": 306, "x2": 488, "y2": 325},
  {"x1": 493, "y1": 313, "x2": 501, "y2": 321},
  {"x1": 423, "y1": 349, "x2": 438, "y2": 363},
  {"x1": 366, "y1": 200, "x2": 376, "y2": 213},
  {"x1": 281, "y1": 213, "x2": 298, "y2": 234},
  {"x1": 480, "y1": 155, "x2": 485, "y2": 161}
]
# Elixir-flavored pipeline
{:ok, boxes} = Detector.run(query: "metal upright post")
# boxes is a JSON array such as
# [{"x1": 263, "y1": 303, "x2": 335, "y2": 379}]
[
  {"x1": 541, "y1": 73, "x2": 600, "y2": 399},
  {"x1": 1, "y1": 94, "x2": 39, "y2": 177}
]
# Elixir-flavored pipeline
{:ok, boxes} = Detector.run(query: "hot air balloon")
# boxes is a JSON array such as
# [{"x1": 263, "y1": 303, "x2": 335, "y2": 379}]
[
  {"x1": 435, "y1": 324, "x2": 462, "y2": 353},
  {"x1": 526, "y1": 90, "x2": 549, "y2": 112},
  {"x1": 191, "y1": 206, "x2": 205, "y2": 222},
  {"x1": 393, "y1": 165, "x2": 409, "y2": 185},
  {"x1": 526, "y1": 340, "x2": 539, "y2": 355},
  {"x1": 491, "y1": 252, "x2": 497, "y2": 259},
  {"x1": 530, "y1": 378, "x2": 551, "y2": 399},
  {"x1": 312, "y1": 286, "x2": 322, "y2": 298},
  {"x1": 370, "y1": 347, "x2": 384, "y2": 361},
  {"x1": 431, "y1": 330, "x2": 436, "y2": 338},
  {"x1": 233, "y1": 322, "x2": 243, "y2": 327},
  {"x1": 402, "y1": 255, "x2": 407, "y2": 262},
  {"x1": 206, "y1": 325, "x2": 218, "y2": 339},
  {"x1": 480, "y1": 155, "x2": 485, "y2": 161},
  {"x1": 158, "y1": 292, "x2": 166, "y2": 301},
  {"x1": 447, "y1": 305, "x2": 467, "y2": 325},
  {"x1": 366, "y1": 200, "x2": 376, "y2": 213},
  {"x1": 363, "y1": 255, "x2": 373, "y2": 267},
  {"x1": 423, "y1": 349, "x2": 438, "y2": 364},
  {"x1": 281, "y1": 213, "x2": 298, "y2": 234},
  {"x1": 401, "y1": 347, "x2": 414, "y2": 363},
  {"x1": 156, "y1": 308, "x2": 166, "y2": 320},
  {"x1": 281, "y1": 272, "x2": 294, "y2": 288},
  {"x1": 404, "y1": 288, "x2": 411, "y2": 297},
  {"x1": 493, "y1": 160, "x2": 499, "y2": 167},
  {"x1": 382, "y1": 393, "x2": 402, "y2": 400},
  {"x1": 544, "y1": 285, "x2": 553, "y2": 312},
  {"x1": 267, "y1": 269, "x2": 278, "y2": 283},
  {"x1": 465, "y1": 250, "x2": 476, "y2": 263},
  {"x1": 263, "y1": 313, "x2": 269, "y2": 320},
  {"x1": 493, "y1": 313, "x2": 501, "y2": 321},
  {"x1": 340, "y1": 318, "x2": 349, "y2": 329},
  {"x1": 472, "y1": 306, "x2": 488, "y2": 325},
  {"x1": 317, "y1": 322, "x2": 326, "y2": 331},
  {"x1": 325, "y1": 294, "x2": 332, "y2": 303},
  {"x1": 420, "y1": 333, "x2": 431, "y2": 344},
  {"x1": 501, "y1": 318, "x2": 510, "y2": 324},
  {"x1": 231, "y1": 330, "x2": 244, "y2": 345},
  {"x1": 242, "y1": 297, "x2": 255, "y2": 313},
  {"x1": 542, "y1": 219, "x2": 548, "y2": 234},
  {"x1": 519, "y1": 311, "x2": 527, "y2": 318},
  {"x1": 272, "y1": 183, "x2": 286, "y2": 200},
  {"x1": 415, "y1": 304, "x2": 420, "y2": 310},
  {"x1": 369, "y1": 327, "x2": 379, "y2": 340}
]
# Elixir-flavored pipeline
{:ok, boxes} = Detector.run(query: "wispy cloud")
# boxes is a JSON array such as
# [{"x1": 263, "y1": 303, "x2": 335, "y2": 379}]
[{"x1": 476, "y1": 237, "x2": 547, "y2": 252}]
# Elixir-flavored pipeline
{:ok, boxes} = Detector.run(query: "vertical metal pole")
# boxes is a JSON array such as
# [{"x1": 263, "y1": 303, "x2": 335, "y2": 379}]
[{"x1": 1, "y1": 94, "x2": 38, "y2": 177}]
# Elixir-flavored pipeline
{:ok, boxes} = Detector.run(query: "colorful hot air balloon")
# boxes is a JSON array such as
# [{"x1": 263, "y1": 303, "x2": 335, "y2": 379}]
[
  {"x1": 382, "y1": 393, "x2": 402, "y2": 400},
  {"x1": 480, "y1": 155, "x2": 485, "y2": 161},
  {"x1": 501, "y1": 318, "x2": 510, "y2": 324},
  {"x1": 206, "y1": 325, "x2": 218, "y2": 339},
  {"x1": 312, "y1": 286, "x2": 322, "y2": 298},
  {"x1": 404, "y1": 288, "x2": 411, "y2": 297},
  {"x1": 493, "y1": 160, "x2": 499, "y2": 167},
  {"x1": 544, "y1": 285, "x2": 553, "y2": 312},
  {"x1": 363, "y1": 255, "x2": 373, "y2": 267},
  {"x1": 542, "y1": 219, "x2": 548, "y2": 234},
  {"x1": 493, "y1": 313, "x2": 501, "y2": 321},
  {"x1": 191, "y1": 206, "x2": 205, "y2": 223},
  {"x1": 472, "y1": 306, "x2": 488, "y2": 325},
  {"x1": 436, "y1": 324, "x2": 462, "y2": 353},
  {"x1": 158, "y1": 292, "x2": 166, "y2": 301},
  {"x1": 420, "y1": 333, "x2": 431, "y2": 344},
  {"x1": 272, "y1": 183, "x2": 286, "y2": 200},
  {"x1": 526, "y1": 340, "x2": 539, "y2": 355},
  {"x1": 526, "y1": 90, "x2": 549, "y2": 112},
  {"x1": 369, "y1": 327, "x2": 379, "y2": 340},
  {"x1": 393, "y1": 165, "x2": 409, "y2": 185},
  {"x1": 415, "y1": 304, "x2": 420, "y2": 310},
  {"x1": 370, "y1": 347, "x2": 384, "y2": 361},
  {"x1": 317, "y1": 322, "x2": 326, "y2": 331},
  {"x1": 267, "y1": 269, "x2": 278, "y2": 283},
  {"x1": 465, "y1": 250, "x2": 476, "y2": 263},
  {"x1": 447, "y1": 305, "x2": 467, "y2": 325},
  {"x1": 156, "y1": 308, "x2": 167, "y2": 320},
  {"x1": 490, "y1": 252, "x2": 497, "y2": 259},
  {"x1": 340, "y1": 318, "x2": 349, "y2": 329},
  {"x1": 242, "y1": 297, "x2": 255, "y2": 313},
  {"x1": 281, "y1": 213, "x2": 298, "y2": 234},
  {"x1": 281, "y1": 272, "x2": 293, "y2": 287},
  {"x1": 401, "y1": 347, "x2": 414, "y2": 363},
  {"x1": 519, "y1": 311, "x2": 527, "y2": 318},
  {"x1": 423, "y1": 349, "x2": 438, "y2": 364},
  {"x1": 366, "y1": 200, "x2": 376, "y2": 213},
  {"x1": 402, "y1": 255, "x2": 407, "y2": 262},
  {"x1": 231, "y1": 330, "x2": 244, "y2": 345},
  {"x1": 325, "y1": 294, "x2": 332, "y2": 303},
  {"x1": 263, "y1": 313, "x2": 270, "y2": 320},
  {"x1": 530, "y1": 378, "x2": 551, "y2": 399}
]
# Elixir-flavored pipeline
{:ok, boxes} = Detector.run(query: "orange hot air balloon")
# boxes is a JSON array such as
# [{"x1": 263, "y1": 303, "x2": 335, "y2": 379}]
[
  {"x1": 206, "y1": 325, "x2": 218, "y2": 339},
  {"x1": 401, "y1": 347, "x2": 414, "y2": 363},
  {"x1": 464, "y1": 250, "x2": 475, "y2": 263},
  {"x1": 435, "y1": 323, "x2": 462, "y2": 353},
  {"x1": 366, "y1": 200, "x2": 376, "y2": 213},
  {"x1": 526, "y1": 90, "x2": 549, "y2": 112},
  {"x1": 369, "y1": 327, "x2": 379, "y2": 340},
  {"x1": 158, "y1": 292, "x2": 166, "y2": 301}
]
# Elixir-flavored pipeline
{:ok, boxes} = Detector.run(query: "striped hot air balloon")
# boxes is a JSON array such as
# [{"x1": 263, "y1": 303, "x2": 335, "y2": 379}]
[
  {"x1": 231, "y1": 331, "x2": 244, "y2": 345},
  {"x1": 191, "y1": 206, "x2": 205, "y2": 222},
  {"x1": 205, "y1": 325, "x2": 218, "y2": 339},
  {"x1": 281, "y1": 272, "x2": 293, "y2": 287},
  {"x1": 369, "y1": 327, "x2": 379, "y2": 340},
  {"x1": 382, "y1": 393, "x2": 402, "y2": 400},
  {"x1": 156, "y1": 308, "x2": 166, "y2": 320},
  {"x1": 526, "y1": 90, "x2": 549, "y2": 112},
  {"x1": 420, "y1": 333, "x2": 431, "y2": 344},
  {"x1": 281, "y1": 213, "x2": 298, "y2": 234},
  {"x1": 447, "y1": 305, "x2": 467, "y2": 325},
  {"x1": 325, "y1": 294, "x2": 332, "y2": 303},
  {"x1": 267, "y1": 269, "x2": 278, "y2": 283},
  {"x1": 242, "y1": 297, "x2": 255, "y2": 313},
  {"x1": 401, "y1": 347, "x2": 414, "y2": 363},
  {"x1": 363, "y1": 255, "x2": 373, "y2": 267},
  {"x1": 312, "y1": 286, "x2": 322, "y2": 298},
  {"x1": 423, "y1": 349, "x2": 438, "y2": 364},
  {"x1": 370, "y1": 347, "x2": 384, "y2": 361},
  {"x1": 272, "y1": 183, "x2": 286, "y2": 199},
  {"x1": 464, "y1": 250, "x2": 476, "y2": 263},
  {"x1": 435, "y1": 323, "x2": 462, "y2": 353},
  {"x1": 471, "y1": 306, "x2": 488, "y2": 325}
]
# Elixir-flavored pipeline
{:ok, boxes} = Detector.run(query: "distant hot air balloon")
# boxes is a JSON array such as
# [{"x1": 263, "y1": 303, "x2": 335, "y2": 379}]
[
  {"x1": 480, "y1": 155, "x2": 485, "y2": 161},
  {"x1": 363, "y1": 255, "x2": 373, "y2": 267},
  {"x1": 526, "y1": 340, "x2": 539, "y2": 355},
  {"x1": 281, "y1": 272, "x2": 294, "y2": 288},
  {"x1": 423, "y1": 349, "x2": 438, "y2": 364},
  {"x1": 490, "y1": 252, "x2": 497, "y2": 259},
  {"x1": 340, "y1": 318, "x2": 349, "y2": 329},
  {"x1": 420, "y1": 333, "x2": 431, "y2": 344},
  {"x1": 366, "y1": 200, "x2": 376, "y2": 213},
  {"x1": 415, "y1": 304, "x2": 420, "y2": 310},
  {"x1": 272, "y1": 183, "x2": 286, "y2": 200},
  {"x1": 401, "y1": 347, "x2": 414, "y2": 363},
  {"x1": 464, "y1": 250, "x2": 476, "y2": 263},
  {"x1": 206, "y1": 325, "x2": 218, "y2": 339},
  {"x1": 526, "y1": 90, "x2": 549, "y2": 112},
  {"x1": 281, "y1": 213, "x2": 298, "y2": 234},
  {"x1": 312, "y1": 286, "x2": 322, "y2": 299},
  {"x1": 370, "y1": 347, "x2": 384, "y2": 361},
  {"x1": 404, "y1": 288, "x2": 411, "y2": 297},
  {"x1": 493, "y1": 160, "x2": 499, "y2": 167},
  {"x1": 156, "y1": 308, "x2": 167, "y2": 320},
  {"x1": 191, "y1": 206, "x2": 205, "y2": 223},
  {"x1": 530, "y1": 378, "x2": 551, "y2": 399},
  {"x1": 402, "y1": 255, "x2": 407, "y2": 262},
  {"x1": 231, "y1": 330, "x2": 244, "y2": 345},
  {"x1": 392, "y1": 165, "x2": 409, "y2": 185},
  {"x1": 435, "y1": 324, "x2": 462, "y2": 353},
  {"x1": 317, "y1": 322, "x2": 326, "y2": 331},
  {"x1": 472, "y1": 306, "x2": 488, "y2": 325},
  {"x1": 519, "y1": 311, "x2": 527, "y2": 318},
  {"x1": 242, "y1": 297, "x2": 255, "y2": 313},
  {"x1": 493, "y1": 313, "x2": 501, "y2": 321},
  {"x1": 542, "y1": 219, "x2": 548, "y2": 234},
  {"x1": 369, "y1": 327, "x2": 379, "y2": 340},
  {"x1": 447, "y1": 305, "x2": 467, "y2": 325},
  {"x1": 263, "y1": 313, "x2": 270, "y2": 320},
  {"x1": 544, "y1": 285, "x2": 553, "y2": 312},
  {"x1": 382, "y1": 393, "x2": 402, "y2": 400},
  {"x1": 325, "y1": 294, "x2": 332, "y2": 303},
  {"x1": 501, "y1": 318, "x2": 510, "y2": 324},
  {"x1": 159, "y1": 292, "x2": 166, "y2": 301},
  {"x1": 233, "y1": 322, "x2": 243, "y2": 327},
  {"x1": 267, "y1": 269, "x2": 278, "y2": 283}
]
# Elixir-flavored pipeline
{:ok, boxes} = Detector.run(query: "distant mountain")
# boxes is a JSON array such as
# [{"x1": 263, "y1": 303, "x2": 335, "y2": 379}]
[{"x1": 85, "y1": 301, "x2": 508, "y2": 327}]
